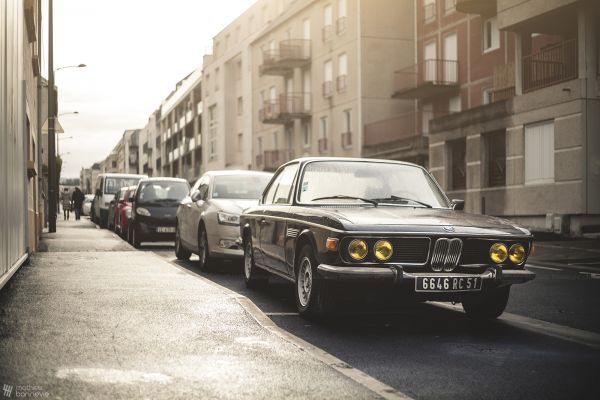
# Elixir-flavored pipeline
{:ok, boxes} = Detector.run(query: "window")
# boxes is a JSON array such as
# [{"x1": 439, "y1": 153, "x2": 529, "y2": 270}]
[
  {"x1": 263, "y1": 163, "x2": 299, "y2": 205},
  {"x1": 422, "y1": 104, "x2": 433, "y2": 135},
  {"x1": 324, "y1": 4, "x2": 333, "y2": 26},
  {"x1": 444, "y1": 0, "x2": 456, "y2": 14},
  {"x1": 237, "y1": 97, "x2": 243, "y2": 116},
  {"x1": 237, "y1": 133, "x2": 243, "y2": 152},
  {"x1": 257, "y1": 137, "x2": 263, "y2": 155},
  {"x1": 424, "y1": 0, "x2": 436, "y2": 23},
  {"x1": 343, "y1": 109, "x2": 351, "y2": 133},
  {"x1": 208, "y1": 105, "x2": 218, "y2": 161},
  {"x1": 338, "y1": 53, "x2": 347, "y2": 77},
  {"x1": 236, "y1": 61, "x2": 242, "y2": 80},
  {"x1": 483, "y1": 87, "x2": 494, "y2": 105},
  {"x1": 324, "y1": 60, "x2": 333, "y2": 82},
  {"x1": 303, "y1": 123, "x2": 311, "y2": 148},
  {"x1": 483, "y1": 17, "x2": 500, "y2": 52},
  {"x1": 486, "y1": 131, "x2": 506, "y2": 187},
  {"x1": 449, "y1": 138, "x2": 466, "y2": 190},
  {"x1": 320, "y1": 117, "x2": 328, "y2": 139},
  {"x1": 303, "y1": 18, "x2": 311, "y2": 40},
  {"x1": 205, "y1": 74, "x2": 210, "y2": 96},
  {"x1": 338, "y1": 0, "x2": 347, "y2": 17},
  {"x1": 525, "y1": 121, "x2": 554, "y2": 185},
  {"x1": 214, "y1": 68, "x2": 220, "y2": 91},
  {"x1": 273, "y1": 131, "x2": 279, "y2": 150}
]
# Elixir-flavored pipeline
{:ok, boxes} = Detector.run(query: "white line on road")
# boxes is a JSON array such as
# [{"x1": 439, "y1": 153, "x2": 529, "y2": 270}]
[
  {"x1": 527, "y1": 264, "x2": 562, "y2": 271},
  {"x1": 265, "y1": 312, "x2": 300, "y2": 316},
  {"x1": 432, "y1": 302, "x2": 600, "y2": 351}
]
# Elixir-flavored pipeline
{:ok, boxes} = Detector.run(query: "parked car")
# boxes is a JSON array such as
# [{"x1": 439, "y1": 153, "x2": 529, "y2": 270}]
[
  {"x1": 82, "y1": 194, "x2": 94, "y2": 216},
  {"x1": 107, "y1": 187, "x2": 127, "y2": 231},
  {"x1": 113, "y1": 185, "x2": 136, "y2": 237},
  {"x1": 92, "y1": 173, "x2": 147, "y2": 228},
  {"x1": 175, "y1": 170, "x2": 273, "y2": 270},
  {"x1": 128, "y1": 178, "x2": 190, "y2": 248},
  {"x1": 239, "y1": 157, "x2": 535, "y2": 319}
]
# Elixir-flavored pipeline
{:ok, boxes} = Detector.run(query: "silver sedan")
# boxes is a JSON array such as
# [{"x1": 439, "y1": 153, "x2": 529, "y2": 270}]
[{"x1": 175, "y1": 170, "x2": 273, "y2": 270}]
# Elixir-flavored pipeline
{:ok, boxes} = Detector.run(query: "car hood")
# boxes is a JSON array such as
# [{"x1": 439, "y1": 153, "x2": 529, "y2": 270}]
[
  {"x1": 325, "y1": 206, "x2": 531, "y2": 236},
  {"x1": 211, "y1": 199, "x2": 259, "y2": 214}
]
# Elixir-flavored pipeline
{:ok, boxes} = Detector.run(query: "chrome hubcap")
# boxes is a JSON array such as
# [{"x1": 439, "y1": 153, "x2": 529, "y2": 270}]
[
  {"x1": 244, "y1": 243, "x2": 252, "y2": 279},
  {"x1": 297, "y1": 257, "x2": 312, "y2": 307}
]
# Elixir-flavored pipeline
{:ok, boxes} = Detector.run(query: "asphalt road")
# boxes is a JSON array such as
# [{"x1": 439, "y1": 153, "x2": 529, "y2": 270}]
[{"x1": 145, "y1": 243, "x2": 600, "y2": 400}]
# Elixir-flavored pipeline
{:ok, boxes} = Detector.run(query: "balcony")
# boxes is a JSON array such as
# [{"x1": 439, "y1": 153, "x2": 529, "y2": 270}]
[
  {"x1": 336, "y1": 17, "x2": 347, "y2": 34},
  {"x1": 259, "y1": 39, "x2": 311, "y2": 76},
  {"x1": 259, "y1": 93, "x2": 311, "y2": 124},
  {"x1": 341, "y1": 132, "x2": 352, "y2": 149},
  {"x1": 393, "y1": 59, "x2": 459, "y2": 99},
  {"x1": 456, "y1": 0, "x2": 497, "y2": 16},
  {"x1": 318, "y1": 138, "x2": 328, "y2": 154},
  {"x1": 263, "y1": 150, "x2": 294, "y2": 171},
  {"x1": 336, "y1": 75, "x2": 347, "y2": 93},
  {"x1": 322, "y1": 25, "x2": 333, "y2": 42},
  {"x1": 492, "y1": 62, "x2": 515, "y2": 102},
  {"x1": 523, "y1": 39, "x2": 578, "y2": 93},
  {"x1": 322, "y1": 81, "x2": 333, "y2": 98},
  {"x1": 423, "y1": 2, "x2": 436, "y2": 24}
]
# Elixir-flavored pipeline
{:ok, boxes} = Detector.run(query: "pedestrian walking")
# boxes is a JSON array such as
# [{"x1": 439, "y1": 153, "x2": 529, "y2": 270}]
[
  {"x1": 72, "y1": 187, "x2": 85, "y2": 220},
  {"x1": 60, "y1": 188, "x2": 72, "y2": 220}
]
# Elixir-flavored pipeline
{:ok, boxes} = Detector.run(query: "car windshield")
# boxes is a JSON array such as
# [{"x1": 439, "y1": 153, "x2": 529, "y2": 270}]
[
  {"x1": 104, "y1": 177, "x2": 142, "y2": 194},
  {"x1": 212, "y1": 174, "x2": 272, "y2": 200},
  {"x1": 137, "y1": 181, "x2": 190, "y2": 204},
  {"x1": 299, "y1": 161, "x2": 450, "y2": 208}
]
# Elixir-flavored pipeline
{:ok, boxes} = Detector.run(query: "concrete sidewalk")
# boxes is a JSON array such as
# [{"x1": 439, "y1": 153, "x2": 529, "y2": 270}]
[{"x1": 0, "y1": 219, "x2": 377, "y2": 399}]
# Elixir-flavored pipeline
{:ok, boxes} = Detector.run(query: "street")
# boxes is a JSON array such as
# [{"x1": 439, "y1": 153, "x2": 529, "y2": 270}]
[{"x1": 4, "y1": 217, "x2": 596, "y2": 399}]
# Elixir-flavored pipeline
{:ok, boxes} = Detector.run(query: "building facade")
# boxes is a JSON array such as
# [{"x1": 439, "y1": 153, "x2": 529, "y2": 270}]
[
  {"x1": 424, "y1": 0, "x2": 600, "y2": 236},
  {"x1": 1, "y1": 0, "x2": 43, "y2": 286}
]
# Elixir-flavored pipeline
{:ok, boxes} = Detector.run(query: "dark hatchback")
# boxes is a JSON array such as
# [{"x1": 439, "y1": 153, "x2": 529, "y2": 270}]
[{"x1": 128, "y1": 178, "x2": 190, "y2": 248}]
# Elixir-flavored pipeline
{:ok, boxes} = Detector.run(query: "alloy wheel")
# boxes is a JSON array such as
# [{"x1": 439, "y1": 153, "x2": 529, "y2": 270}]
[{"x1": 297, "y1": 257, "x2": 313, "y2": 308}]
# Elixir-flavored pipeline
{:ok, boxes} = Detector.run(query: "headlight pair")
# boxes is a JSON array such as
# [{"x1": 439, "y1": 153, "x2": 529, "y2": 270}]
[
  {"x1": 348, "y1": 239, "x2": 393, "y2": 261},
  {"x1": 490, "y1": 242, "x2": 526, "y2": 264}
]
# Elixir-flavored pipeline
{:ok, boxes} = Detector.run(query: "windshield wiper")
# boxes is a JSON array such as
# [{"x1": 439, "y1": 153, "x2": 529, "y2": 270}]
[
  {"x1": 371, "y1": 195, "x2": 432, "y2": 208},
  {"x1": 311, "y1": 195, "x2": 378, "y2": 207}
]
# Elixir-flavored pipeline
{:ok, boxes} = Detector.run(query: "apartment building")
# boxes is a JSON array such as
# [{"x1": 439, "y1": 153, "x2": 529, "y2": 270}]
[
  {"x1": 158, "y1": 67, "x2": 203, "y2": 182},
  {"x1": 250, "y1": 0, "x2": 416, "y2": 171},
  {"x1": 80, "y1": 163, "x2": 101, "y2": 194},
  {"x1": 419, "y1": 0, "x2": 600, "y2": 236},
  {"x1": 1, "y1": 0, "x2": 43, "y2": 285},
  {"x1": 138, "y1": 110, "x2": 160, "y2": 177}
]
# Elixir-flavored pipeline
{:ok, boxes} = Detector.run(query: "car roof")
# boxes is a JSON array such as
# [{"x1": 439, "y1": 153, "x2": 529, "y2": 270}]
[
  {"x1": 283, "y1": 157, "x2": 422, "y2": 168},
  {"x1": 138, "y1": 177, "x2": 189, "y2": 183},
  {"x1": 99, "y1": 173, "x2": 147, "y2": 178},
  {"x1": 202, "y1": 170, "x2": 273, "y2": 177}
]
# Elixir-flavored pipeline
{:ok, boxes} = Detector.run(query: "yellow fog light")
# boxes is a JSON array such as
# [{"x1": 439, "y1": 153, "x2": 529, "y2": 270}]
[
  {"x1": 509, "y1": 243, "x2": 526, "y2": 264},
  {"x1": 374, "y1": 240, "x2": 393, "y2": 261},
  {"x1": 490, "y1": 242, "x2": 508, "y2": 263},
  {"x1": 348, "y1": 239, "x2": 368, "y2": 260}
]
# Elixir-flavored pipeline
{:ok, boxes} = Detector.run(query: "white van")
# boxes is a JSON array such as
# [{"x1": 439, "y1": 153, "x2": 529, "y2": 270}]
[{"x1": 92, "y1": 173, "x2": 147, "y2": 228}]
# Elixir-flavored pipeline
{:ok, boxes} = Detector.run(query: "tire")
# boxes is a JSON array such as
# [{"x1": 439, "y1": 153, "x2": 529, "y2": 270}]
[
  {"x1": 462, "y1": 285, "x2": 510, "y2": 320},
  {"x1": 197, "y1": 226, "x2": 212, "y2": 271},
  {"x1": 294, "y1": 243, "x2": 331, "y2": 318},
  {"x1": 175, "y1": 224, "x2": 191, "y2": 261},
  {"x1": 244, "y1": 237, "x2": 267, "y2": 289},
  {"x1": 130, "y1": 224, "x2": 141, "y2": 249}
]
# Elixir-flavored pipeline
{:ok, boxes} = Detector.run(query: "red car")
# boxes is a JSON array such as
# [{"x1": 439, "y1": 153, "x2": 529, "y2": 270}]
[{"x1": 114, "y1": 185, "x2": 137, "y2": 237}]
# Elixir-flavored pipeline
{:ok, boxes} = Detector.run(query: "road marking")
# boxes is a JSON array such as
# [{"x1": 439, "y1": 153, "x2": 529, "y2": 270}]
[
  {"x1": 157, "y1": 254, "x2": 413, "y2": 400},
  {"x1": 432, "y1": 302, "x2": 600, "y2": 350},
  {"x1": 265, "y1": 312, "x2": 300, "y2": 316},
  {"x1": 527, "y1": 264, "x2": 562, "y2": 271}
]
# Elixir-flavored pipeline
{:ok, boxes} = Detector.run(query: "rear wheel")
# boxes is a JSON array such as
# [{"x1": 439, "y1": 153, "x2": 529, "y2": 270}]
[
  {"x1": 462, "y1": 286, "x2": 510, "y2": 320},
  {"x1": 244, "y1": 238, "x2": 267, "y2": 289},
  {"x1": 197, "y1": 226, "x2": 212, "y2": 271},
  {"x1": 129, "y1": 223, "x2": 141, "y2": 249},
  {"x1": 175, "y1": 224, "x2": 191, "y2": 261},
  {"x1": 295, "y1": 244, "x2": 331, "y2": 318}
]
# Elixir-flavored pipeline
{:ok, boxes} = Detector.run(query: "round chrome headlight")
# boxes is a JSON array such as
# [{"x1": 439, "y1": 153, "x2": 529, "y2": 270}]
[
  {"x1": 509, "y1": 243, "x2": 526, "y2": 264},
  {"x1": 348, "y1": 239, "x2": 368, "y2": 260},
  {"x1": 374, "y1": 240, "x2": 393, "y2": 261},
  {"x1": 490, "y1": 242, "x2": 508, "y2": 263}
]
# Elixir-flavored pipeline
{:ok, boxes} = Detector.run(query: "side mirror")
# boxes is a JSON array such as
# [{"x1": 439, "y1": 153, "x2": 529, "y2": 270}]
[
  {"x1": 451, "y1": 199, "x2": 465, "y2": 211},
  {"x1": 191, "y1": 190, "x2": 202, "y2": 203}
]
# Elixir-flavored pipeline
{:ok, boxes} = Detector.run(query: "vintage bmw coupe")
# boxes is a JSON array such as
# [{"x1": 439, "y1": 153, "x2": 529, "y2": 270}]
[{"x1": 240, "y1": 158, "x2": 535, "y2": 319}]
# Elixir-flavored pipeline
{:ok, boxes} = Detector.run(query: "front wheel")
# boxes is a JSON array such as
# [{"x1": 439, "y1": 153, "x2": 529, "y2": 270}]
[
  {"x1": 244, "y1": 238, "x2": 267, "y2": 289},
  {"x1": 295, "y1": 244, "x2": 331, "y2": 318},
  {"x1": 129, "y1": 224, "x2": 141, "y2": 249},
  {"x1": 462, "y1": 285, "x2": 510, "y2": 320},
  {"x1": 175, "y1": 224, "x2": 191, "y2": 261},
  {"x1": 197, "y1": 227, "x2": 212, "y2": 271}
]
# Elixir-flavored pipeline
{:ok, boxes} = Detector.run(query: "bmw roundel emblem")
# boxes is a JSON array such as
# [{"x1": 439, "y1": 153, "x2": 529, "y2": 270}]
[{"x1": 443, "y1": 226, "x2": 455, "y2": 233}]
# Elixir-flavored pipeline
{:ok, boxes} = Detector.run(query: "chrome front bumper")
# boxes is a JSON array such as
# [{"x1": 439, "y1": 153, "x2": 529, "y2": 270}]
[{"x1": 317, "y1": 264, "x2": 535, "y2": 286}]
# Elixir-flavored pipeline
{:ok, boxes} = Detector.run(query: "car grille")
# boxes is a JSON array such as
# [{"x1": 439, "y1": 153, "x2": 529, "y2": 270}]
[
  {"x1": 430, "y1": 238, "x2": 463, "y2": 272},
  {"x1": 341, "y1": 237, "x2": 430, "y2": 265}
]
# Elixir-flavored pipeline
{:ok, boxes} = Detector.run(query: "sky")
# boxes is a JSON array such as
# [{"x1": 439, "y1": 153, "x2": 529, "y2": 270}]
[{"x1": 46, "y1": 0, "x2": 256, "y2": 178}]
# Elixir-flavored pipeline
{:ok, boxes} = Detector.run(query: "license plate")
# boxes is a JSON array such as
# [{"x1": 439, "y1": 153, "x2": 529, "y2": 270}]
[
  {"x1": 156, "y1": 227, "x2": 175, "y2": 233},
  {"x1": 415, "y1": 276, "x2": 482, "y2": 292}
]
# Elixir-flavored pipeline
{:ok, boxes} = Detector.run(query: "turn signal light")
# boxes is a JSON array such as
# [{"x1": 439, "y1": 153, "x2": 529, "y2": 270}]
[
  {"x1": 374, "y1": 240, "x2": 393, "y2": 261},
  {"x1": 348, "y1": 239, "x2": 368, "y2": 260},
  {"x1": 509, "y1": 243, "x2": 526, "y2": 264},
  {"x1": 489, "y1": 242, "x2": 508, "y2": 263},
  {"x1": 326, "y1": 237, "x2": 339, "y2": 251}
]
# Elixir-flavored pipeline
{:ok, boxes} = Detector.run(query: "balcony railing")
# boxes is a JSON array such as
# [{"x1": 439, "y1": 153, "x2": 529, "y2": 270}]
[
  {"x1": 393, "y1": 59, "x2": 459, "y2": 99},
  {"x1": 259, "y1": 39, "x2": 312, "y2": 76},
  {"x1": 364, "y1": 110, "x2": 436, "y2": 147},
  {"x1": 318, "y1": 138, "x2": 328, "y2": 154},
  {"x1": 322, "y1": 81, "x2": 333, "y2": 98},
  {"x1": 336, "y1": 17, "x2": 347, "y2": 34},
  {"x1": 322, "y1": 25, "x2": 333, "y2": 42},
  {"x1": 259, "y1": 93, "x2": 312, "y2": 124},
  {"x1": 493, "y1": 62, "x2": 515, "y2": 102},
  {"x1": 523, "y1": 39, "x2": 578, "y2": 93},
  {"x1": 336, "y1": 75, "x2": 347, "y2": 93},
  {"x1": 263, "y1": 150, "x2": 294, "y2": 171},
  {"x1": 341, "y1": 131, "x2": 352, "y2": 149},
  {"x1": 455, "y1": 0, "x2": 497, "y2": 16},
  {"x1": 423, "y1": 3, "x2": 436, "y2": 23}
]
